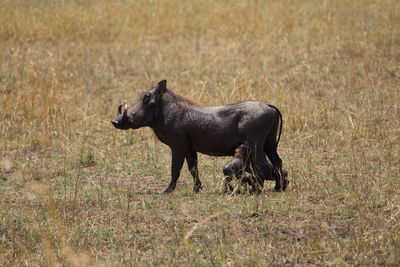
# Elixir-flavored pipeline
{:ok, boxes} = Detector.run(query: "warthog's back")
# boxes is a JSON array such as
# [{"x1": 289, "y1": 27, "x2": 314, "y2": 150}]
[{"x1": 182, "y1": 101, "x2": 278, "y2": 156}]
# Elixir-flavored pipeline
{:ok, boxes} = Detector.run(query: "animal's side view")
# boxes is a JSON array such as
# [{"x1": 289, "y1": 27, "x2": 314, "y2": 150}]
[
  {"x1": 111, "y1": 80, "x2": 288, "y2": 193},
  {"x1": 223, "y1": 144, "x2": 254, "y2": 193}
]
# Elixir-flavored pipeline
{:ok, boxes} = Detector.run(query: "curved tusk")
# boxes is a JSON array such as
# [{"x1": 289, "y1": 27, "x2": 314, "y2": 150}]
[{"x1": 123, "y1": 104, "x2": 128, "y2": 119}]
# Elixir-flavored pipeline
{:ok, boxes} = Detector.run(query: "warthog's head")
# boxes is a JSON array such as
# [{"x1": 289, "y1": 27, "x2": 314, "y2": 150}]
[{"x1": 111, "y1": 80, "x2": 167, "y2": 130}]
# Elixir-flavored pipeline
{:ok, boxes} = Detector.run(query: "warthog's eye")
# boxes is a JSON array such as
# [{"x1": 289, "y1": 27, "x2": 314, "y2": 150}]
[{"x1": 143, "y1": 92, "x2": 152, "y2": 105}]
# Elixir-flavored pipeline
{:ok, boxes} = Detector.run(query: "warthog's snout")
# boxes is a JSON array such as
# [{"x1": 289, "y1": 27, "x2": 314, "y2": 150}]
[
  {"x1": 111, "y1": 120, "x2": 119, "y2": 127},
  {"x1": 111, "y1": 104, "x2": 130, "y2": 129}
]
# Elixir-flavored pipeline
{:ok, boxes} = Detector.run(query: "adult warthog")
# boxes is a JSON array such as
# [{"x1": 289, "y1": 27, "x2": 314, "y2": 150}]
[{"x1": 112, "y1": 80, "x2": 288, "y2": 193}]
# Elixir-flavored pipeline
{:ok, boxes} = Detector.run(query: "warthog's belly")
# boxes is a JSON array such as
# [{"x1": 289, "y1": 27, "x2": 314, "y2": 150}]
[{"x1": 190, "y1": 138, "x2": 239, "y2": 157}]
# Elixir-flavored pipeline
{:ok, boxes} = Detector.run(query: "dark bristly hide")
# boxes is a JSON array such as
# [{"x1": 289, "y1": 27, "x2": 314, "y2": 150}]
[
  {"x1": 112, "y1": 80, "x2": 288, "y2": 193},
  {"x1": 222, "y1": 144, "x2": 255, "y2": 194}
]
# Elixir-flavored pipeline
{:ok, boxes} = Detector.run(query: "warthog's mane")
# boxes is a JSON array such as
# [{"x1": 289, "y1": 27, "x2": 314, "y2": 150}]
[{"x1": 166, "y1": 89, "x2": 200, "y2": 107}]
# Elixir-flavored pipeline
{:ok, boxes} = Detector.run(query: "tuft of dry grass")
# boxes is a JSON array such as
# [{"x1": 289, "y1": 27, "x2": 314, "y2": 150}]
[{"x1": 1, "y1": 0, "x2": 399, "y2": 266}]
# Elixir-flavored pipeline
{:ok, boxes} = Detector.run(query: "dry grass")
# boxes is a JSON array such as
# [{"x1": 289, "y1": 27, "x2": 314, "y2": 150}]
[{"x1": 0, "y1": 0, "x2": 399, "y2": 266}]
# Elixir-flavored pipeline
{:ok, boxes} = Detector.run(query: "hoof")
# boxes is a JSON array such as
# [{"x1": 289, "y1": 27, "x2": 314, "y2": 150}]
[
  {"x1": 162, "y1": 187, "x2": 175, "y2": 194},
  {"x1": 274, "y1": 178, "x2": 289, "y2": 192},
  {"x1": 193, "y1": 184, "x2": 203, "y2": 193},
  {"x1": 251, "y1": 184, "x2": 263, "y2": 195},
  {"x1": 223, "y1": 184, "x2": 234, "y2": 194},
  {"x1": 251, "y1": 189, "x2": 262, "y2": 195},
  {"x1": 274, "y1": 170, "x2": 289, "y2": 192},
  {"x1": 282, "y1": 179, "x2": 289, "y2": 191}
]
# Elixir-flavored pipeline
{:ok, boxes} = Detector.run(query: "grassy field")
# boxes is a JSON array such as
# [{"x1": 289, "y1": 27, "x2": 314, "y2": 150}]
[{"x1": 0, "y1": 0, "x2": 399, "y2": 265}]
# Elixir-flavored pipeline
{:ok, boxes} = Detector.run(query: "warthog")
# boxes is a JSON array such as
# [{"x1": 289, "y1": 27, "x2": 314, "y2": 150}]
[
  {"x1": 222, "y1": 144, "x2": 254, "y2": 193},
  {"x1": 112, "y1": 80, "x2": 287, "y2": 193}
]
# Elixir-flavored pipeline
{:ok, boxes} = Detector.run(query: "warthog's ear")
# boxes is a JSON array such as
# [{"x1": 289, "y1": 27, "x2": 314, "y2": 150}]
[
  {"x1": 150, "y1": 80, "x2": 167, "y2": 105},
  {"x1": 156, "y1": 80, "x2": 167, "y2": 95}
]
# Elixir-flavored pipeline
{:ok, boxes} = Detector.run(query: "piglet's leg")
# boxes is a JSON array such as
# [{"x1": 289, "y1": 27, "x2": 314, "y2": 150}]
[{"x1": 223, "y1": 176, "x2": 234, "y2": 194}]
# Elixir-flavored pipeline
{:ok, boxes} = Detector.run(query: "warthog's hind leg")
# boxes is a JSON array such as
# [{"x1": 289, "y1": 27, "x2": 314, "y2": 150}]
[
  {"x1": 248, "y1": 142, "x2": 272, "y2": 192},
  {"x1": 186, "y1": 151, "x2": 203, "y2": 192},
  {"x1": 274, "y1": 169, "x2": 289, "y2": 192}
]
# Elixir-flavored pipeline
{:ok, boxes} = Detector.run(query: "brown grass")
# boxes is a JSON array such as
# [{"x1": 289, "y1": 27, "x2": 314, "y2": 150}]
[{"x1": 1, "y1": 0, "x2": 399, "y2": 266}]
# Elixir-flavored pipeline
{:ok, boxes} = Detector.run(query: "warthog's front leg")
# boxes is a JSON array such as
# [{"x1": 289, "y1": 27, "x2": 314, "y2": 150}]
[
  {"x1": 163, "y1": 149, "x2": 185, "y2": 194},
  {"x1": 186, "y1": 151, "x2": 202, "y2": 192}
]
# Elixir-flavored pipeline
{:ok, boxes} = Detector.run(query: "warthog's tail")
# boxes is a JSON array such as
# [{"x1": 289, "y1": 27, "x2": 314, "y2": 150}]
[
  {"x1": 265, "y1": 104, "x2": 288, "y2": 191},
  {"x1": 267, "y1": 104, "x2": 283, "y2": 147}
]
